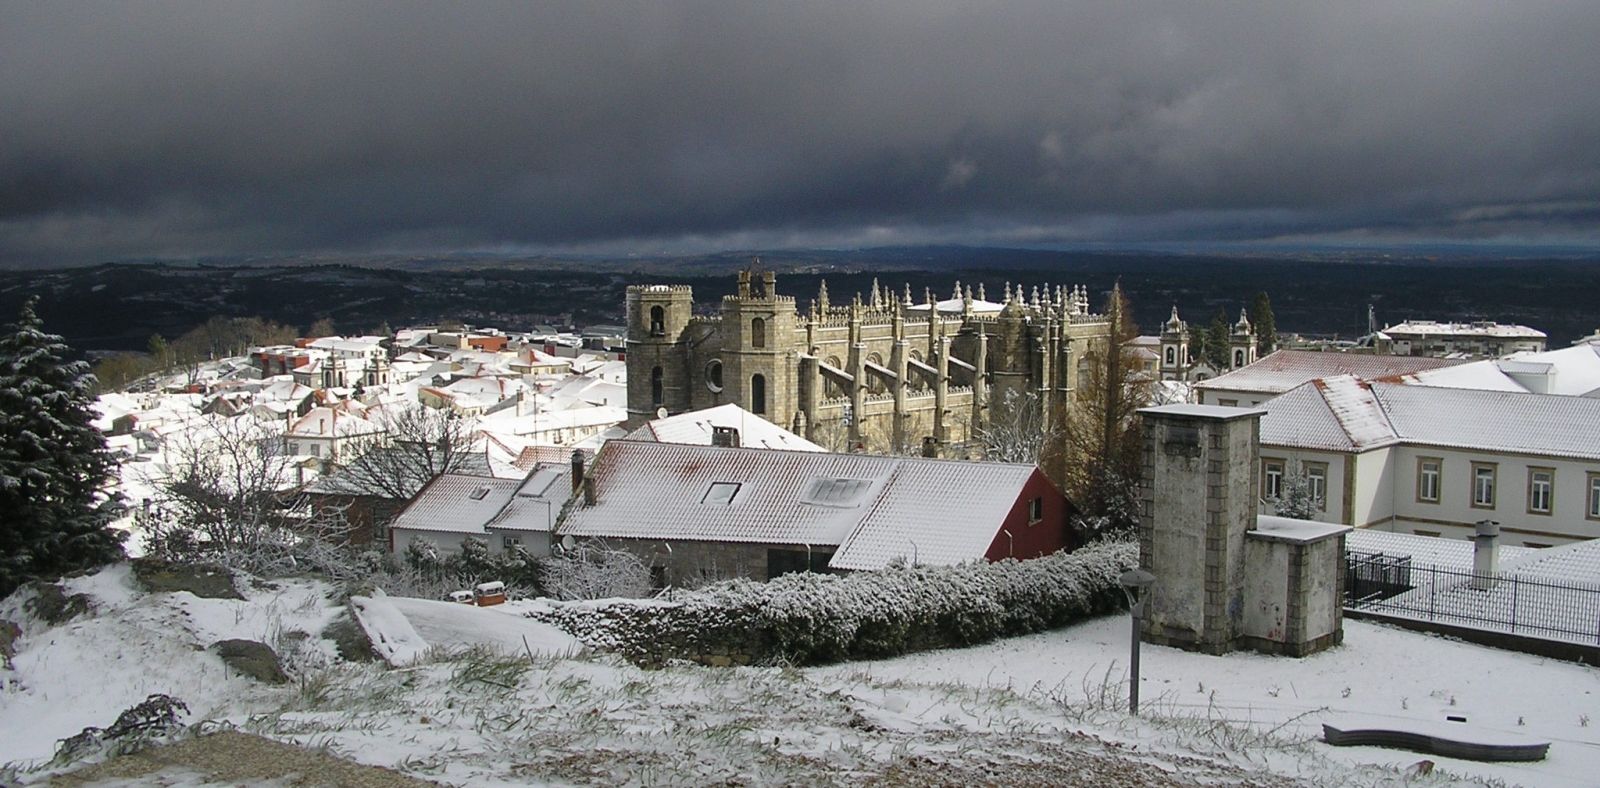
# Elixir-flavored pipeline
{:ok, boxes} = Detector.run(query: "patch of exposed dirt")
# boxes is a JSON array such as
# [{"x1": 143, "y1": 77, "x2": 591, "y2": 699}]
[{"x1": 50, "y1": 730, "x2": 439, "y2": 787}]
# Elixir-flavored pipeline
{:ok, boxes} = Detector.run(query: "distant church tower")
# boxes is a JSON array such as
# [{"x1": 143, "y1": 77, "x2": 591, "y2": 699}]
[
  {"x1": 1229, "y1": 309, "x2": 1256, "y2": 370},
  {"x1": 1159, "y1": 306, "x2": 1190, "y2": 381},
  {"x1": 625, "y1": 283, "x2": 695, "y2": 424},
  {"x1": 721, "y1": 268, "x2": 798, "y2": 426}
]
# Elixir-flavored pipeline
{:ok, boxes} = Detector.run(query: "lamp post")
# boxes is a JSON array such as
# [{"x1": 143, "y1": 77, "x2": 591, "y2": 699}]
[{"x1": 1118, "y1": 568, "x2": 1156, "y2": 715}]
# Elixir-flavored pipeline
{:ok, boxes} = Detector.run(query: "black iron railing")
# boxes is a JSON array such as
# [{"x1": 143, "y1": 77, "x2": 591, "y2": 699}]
[{"x1": 1344, "y1": 550, "x2": 1600, "y2": 646}]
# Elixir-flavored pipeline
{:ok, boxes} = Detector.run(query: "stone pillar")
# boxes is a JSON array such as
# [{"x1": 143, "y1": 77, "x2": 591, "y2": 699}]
[{"x1": 1137, "y1": 404, "x2": 1265, "y2": 655}]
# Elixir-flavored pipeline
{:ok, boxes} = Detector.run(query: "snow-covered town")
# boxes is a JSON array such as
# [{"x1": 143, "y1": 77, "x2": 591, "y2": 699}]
[
  {"x1": 5, "y1": 4, "x2": 1600, "y2": 786},
  {"x1": 1, "y1": 270, "x2": 1598, "y2": 787}
]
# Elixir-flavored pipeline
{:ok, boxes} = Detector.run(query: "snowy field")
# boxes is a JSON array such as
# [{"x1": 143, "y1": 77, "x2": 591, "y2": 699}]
[
  {"x1": 816, "y1": 617, "x2": 1600, "y2": 788},
  {"x1": 2, "y1": 564, "x2": 1597, "y2": 785}
]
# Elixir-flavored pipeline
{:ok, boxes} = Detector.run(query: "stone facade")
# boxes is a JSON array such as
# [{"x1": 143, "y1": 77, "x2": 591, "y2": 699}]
[{"x1": 625, "y1": 270, "x2": 1114, "y2": 454}]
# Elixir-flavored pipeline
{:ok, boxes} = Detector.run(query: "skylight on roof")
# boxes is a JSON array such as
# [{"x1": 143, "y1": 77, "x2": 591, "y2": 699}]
[
  {"x1": 469, "y1": 486, "x2": 492, "y2": 501},
  {"x1": 701, "y1": 482, "x2": 741, "y2": 505},
  {"x1": 802, "y1": 477, "x2": 874, "y2": 508}
]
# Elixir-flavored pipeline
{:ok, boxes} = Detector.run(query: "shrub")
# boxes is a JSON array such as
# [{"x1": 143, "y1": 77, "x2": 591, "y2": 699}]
[{"x1": 531, "y1": 539, "x2": 1137, "y2": 667}]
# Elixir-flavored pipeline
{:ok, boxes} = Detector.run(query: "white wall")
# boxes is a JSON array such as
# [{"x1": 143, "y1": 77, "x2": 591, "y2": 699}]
[
  {"x1": 1196, "y1": 386, "x2": 1270, "y2": 408},
  {"x1": 1352, "y1": 448, "x2": 1395, "y2": 527},
  {"x1": 1387, "y1": 446, "x2": 1599, "y2": 546}
]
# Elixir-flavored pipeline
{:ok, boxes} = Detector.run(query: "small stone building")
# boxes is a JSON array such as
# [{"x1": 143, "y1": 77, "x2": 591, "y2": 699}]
[{"x1": 1136, "y1": 404, "x2": 1349, "y2": 657}]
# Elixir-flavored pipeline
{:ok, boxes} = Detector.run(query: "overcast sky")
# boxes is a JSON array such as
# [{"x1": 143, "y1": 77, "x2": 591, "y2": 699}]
[{"x1": 3, "y1": 1, "x2": 1599, "y2": 266}]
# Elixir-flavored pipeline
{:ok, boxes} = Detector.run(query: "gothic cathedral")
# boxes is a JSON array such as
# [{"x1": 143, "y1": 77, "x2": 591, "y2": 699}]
[{"x1": 625, "y1": 269, "x2": 1114, "y2": 455}]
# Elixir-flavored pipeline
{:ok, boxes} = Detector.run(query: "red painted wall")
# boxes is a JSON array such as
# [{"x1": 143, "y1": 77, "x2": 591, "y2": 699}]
[
  {"x1": 984, "y1": 469, "x2": 1069, "y2": 561},
  {"x1": 468, "y1": 336, "x2": 508, "y2": 352}
]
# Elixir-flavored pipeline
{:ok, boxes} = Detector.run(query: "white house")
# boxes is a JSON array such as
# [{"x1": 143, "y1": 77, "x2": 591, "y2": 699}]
[
  {"x1": 1257, "y1": 375, "x2": 1600, "y2": 546},
  {"x1": 1379, "y1": 320, "x2": 1547, "y2": 358},
  {"x1": 286, "y1": 406, "x2": 384, "y2": 466},
  {"x1": 387, "y1": 466, "x2": 570, "y2": 556}
]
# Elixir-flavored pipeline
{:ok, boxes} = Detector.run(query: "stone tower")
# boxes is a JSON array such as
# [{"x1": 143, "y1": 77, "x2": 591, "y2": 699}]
[
  {"x1": 1136, "y1": 404, "x2": 1348, "y2": 657},
  {"x1": 1137, "y1": 404, "x2": 1264, "y2": 653},
  {"x1": 989, "y1": 287, "x2": 1032, "y2": 405},
  {"x1": 721, "y1": 269, "x2": 799, "y2": 427},
  {"x1": 1159, "y1": 306, "x2": 1189, "y2": 381},
  {"x1": 1229, "y1": 309, "x2": 1256, "y2": 370},
  {"x1": 625, "y1": 284, "x2": 695, "y2": 424}
]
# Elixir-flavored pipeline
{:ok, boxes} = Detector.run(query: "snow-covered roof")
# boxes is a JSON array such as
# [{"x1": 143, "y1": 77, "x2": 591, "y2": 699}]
[
  {"x1": 478, "y1": 404, "x2": 627, "y2": 435},
  {"x1": 1194, "y1": 350, "x2": 1464, "y2": 396},
  {"x1": 625, "y1": 404, "x2": 825, "y2": 452},
  {"x1": 390, "y1": 474, "x2": 524, "y2": 535},
  {"x1": 559, "y1": 440, "x2": 1041, "y2": 571},
  {"x1": 1381, "y1": 320, "x2": 1546, "y2": 339},
  {"x1": 1262, "y1": 377, "x2": 1600, "y2": 460},
  {"x1": 288, "y1": 407, "x2": 383, "y2": 439},
  {"x1": 904, "y1": 298, "x2": 1006, "y2": 314},
  {"x1": 1391, "y1": 359, "x2": 1527, "y2": 392},
  {"x1": 486, "y1": 466, "x2": 570, "y2": 533}
]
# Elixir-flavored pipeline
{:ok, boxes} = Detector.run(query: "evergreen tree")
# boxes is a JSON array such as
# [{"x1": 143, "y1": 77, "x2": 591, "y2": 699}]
[
  {"x1": 0, "y1": 298, "x2": 125, "y2": 597},
  {"x1": 1272, "y1": 461, "x2": 1318, "y2": 520},
  {"x1": 1205, "y1": 308, "x2": 1230, "y2": 367},
  {"x1": 1250, "y1": 292, "x2": 1277, "y2": 354}
]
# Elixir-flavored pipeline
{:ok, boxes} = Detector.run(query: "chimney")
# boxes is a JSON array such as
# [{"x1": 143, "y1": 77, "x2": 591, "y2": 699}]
[
  {"x1": 570, "y1": 449, "x2": 585, "y2": 495},
  {"x1": 711, "y1": 426, "x2": 739, "y2": 448},
  {"x1": 1472, "y1": 519, "x2": 1500, "y2": 590},
  {"x1": 582, "y1": 476, "x2": 596, "y2": 506}
]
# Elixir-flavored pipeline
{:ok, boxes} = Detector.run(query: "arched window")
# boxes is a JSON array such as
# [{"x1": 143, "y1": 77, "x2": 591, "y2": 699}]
[
  {"x1": 751, "y1": 317, "x2": 766, "y2": 348},
  {"x1": 649, "y1": 306, "x2": 665, "y2": 335},
  {"x1": 651, "y1": 366, "x2": 664, "y2": 407},
  {"x1": 751, "y1": 373, "x2": 767, "y2": 414},
  {"x1": 1234, "y1": 349, "x2": 1245, "y2": 368},
  {"x1": 1165, "y1": 347, "x2": 1176, "y2": 365}
]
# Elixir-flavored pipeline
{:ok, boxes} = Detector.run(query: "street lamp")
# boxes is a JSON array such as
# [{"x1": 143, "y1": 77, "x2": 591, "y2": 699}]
[{"x1": 1118, "y1": 568, "x2": 1156, "y2": 715}]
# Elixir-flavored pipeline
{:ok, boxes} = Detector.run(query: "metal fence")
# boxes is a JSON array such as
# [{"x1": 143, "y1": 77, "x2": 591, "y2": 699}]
[{"x1": 1344, "y1": 550, "x2": 1600, "y2": 646}]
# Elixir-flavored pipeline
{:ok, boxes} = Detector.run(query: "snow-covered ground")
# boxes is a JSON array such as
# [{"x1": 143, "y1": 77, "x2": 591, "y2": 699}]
[
  {"x1": 814, "y1": 617, "x2": 1600, "y2": 788},
  {"x1": 3, "y1": 564, "x2": 1597, "y2": 785}
]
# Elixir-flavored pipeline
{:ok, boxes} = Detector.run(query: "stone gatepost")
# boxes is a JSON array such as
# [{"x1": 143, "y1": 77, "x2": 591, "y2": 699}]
[{"x1": 1137, "y1": 404, "x2": 1265, "y2": 654}]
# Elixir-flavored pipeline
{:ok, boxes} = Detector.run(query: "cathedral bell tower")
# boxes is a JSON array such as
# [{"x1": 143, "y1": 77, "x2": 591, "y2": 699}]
[
  {"x1": 721, "y1": 267, "x2": 798, "y2": 427},
  {"x1": 1159, "y1": 306, "x2": 1190, "y2": 381},
  {"x1": 1229, "y1": 309, "x2": 1256, "y2": 370},
  {"x1": 625, "y1": 284, "x2": 695, "y2": 426}
]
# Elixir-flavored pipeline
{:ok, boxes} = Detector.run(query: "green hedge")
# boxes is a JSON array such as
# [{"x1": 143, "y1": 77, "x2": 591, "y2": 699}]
[{"x1": 530, "y1": 539, "x2": 1137, "y2": 667}]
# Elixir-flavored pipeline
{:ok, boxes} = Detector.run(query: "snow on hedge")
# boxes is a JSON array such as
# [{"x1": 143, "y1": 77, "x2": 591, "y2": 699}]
[{"x1": 530, "y1": 539, "x2": 1137, "y2": 666}]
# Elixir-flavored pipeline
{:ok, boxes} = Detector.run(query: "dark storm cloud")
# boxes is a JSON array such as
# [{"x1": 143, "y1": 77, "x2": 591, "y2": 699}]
[{"x1": 3, "y1": 1, "x2": 1599, "y2": 264}]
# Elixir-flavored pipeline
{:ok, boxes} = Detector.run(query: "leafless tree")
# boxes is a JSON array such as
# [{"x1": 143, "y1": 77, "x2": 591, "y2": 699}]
[
  {"x1": 319, "y1": 403, "x2": 482, "y2": 501},
  {"x1": 141, "y1": 416, "x2": 362, "y2": 577},
  {"x1": 540, "y1": 542, "x2": 652, "y2": 600},
  {"x1": 975, "y1": 389, "x2": 1057, "y2": 464}
]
